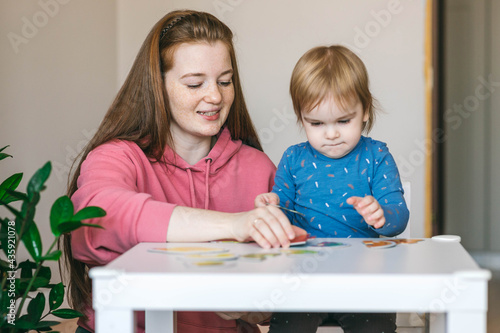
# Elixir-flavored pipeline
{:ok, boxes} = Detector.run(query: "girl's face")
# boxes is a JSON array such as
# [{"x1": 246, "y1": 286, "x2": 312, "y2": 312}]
[
  {"x1": 301, "y1": 96, "x2": 369, "y2": 159},
  {"x1": 165, "y1": 41, "x2": 234, "y2": 143}
]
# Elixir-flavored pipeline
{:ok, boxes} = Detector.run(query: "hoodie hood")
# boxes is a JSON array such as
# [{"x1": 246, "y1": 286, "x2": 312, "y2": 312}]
[{"x1": 162, "y1": 127, "x2": 242, "y2": 209}]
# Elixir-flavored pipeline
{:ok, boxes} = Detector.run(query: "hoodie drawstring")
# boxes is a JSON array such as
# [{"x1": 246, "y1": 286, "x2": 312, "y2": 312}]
[
  {"x1": 185, "y1": 158, "x2": 212, "y2": 209},
  {"x1": 186, "y1": 168, "x2": 196, "y2": 208},
  {"x1": 204, "y1": 158, "x2": 212, "y2": 210}
]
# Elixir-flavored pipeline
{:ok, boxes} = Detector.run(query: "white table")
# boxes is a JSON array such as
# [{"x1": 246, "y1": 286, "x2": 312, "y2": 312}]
[{"x1": 89, "y1": 238, "x2": 491, "y2": 333}]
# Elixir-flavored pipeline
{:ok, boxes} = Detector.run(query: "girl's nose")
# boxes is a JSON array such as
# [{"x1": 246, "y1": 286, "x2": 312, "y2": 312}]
[
  {"x1": 204, "y1": 82, "x2": 222, "y2": 104},
  {"x1": 326, "y1": 126, "x2": 339, "y2": 139}
]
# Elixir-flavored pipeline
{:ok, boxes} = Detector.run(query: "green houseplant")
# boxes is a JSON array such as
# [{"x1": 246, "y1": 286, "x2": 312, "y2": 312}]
[{"x1": 0, "y1": 145, "x2": 106, "y2": 332}]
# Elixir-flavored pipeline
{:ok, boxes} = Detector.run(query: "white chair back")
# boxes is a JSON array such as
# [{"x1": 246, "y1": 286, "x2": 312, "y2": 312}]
[{"x1": 397, "y1": 181, "x2": 411, "y2": 238}]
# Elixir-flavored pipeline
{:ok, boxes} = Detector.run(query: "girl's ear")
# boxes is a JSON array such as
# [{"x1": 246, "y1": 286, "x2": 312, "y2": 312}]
[{"x1": 362, "y1": 110, "x2": 370, "y2": 123}]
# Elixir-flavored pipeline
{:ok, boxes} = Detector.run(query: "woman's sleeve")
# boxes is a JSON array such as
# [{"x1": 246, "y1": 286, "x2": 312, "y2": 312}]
[
  {"x1": 70, "y1": 143, "x2": 175, "y2": 266},
  {"x1": 370, "y1": 144, "x2": 410, "y2": 237}
]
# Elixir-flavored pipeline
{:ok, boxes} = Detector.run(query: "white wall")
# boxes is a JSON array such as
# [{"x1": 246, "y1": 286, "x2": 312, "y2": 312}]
[
  {"x1": 117, "y1": 0, "x2": 427, "y2": 236},
  {"x1": 0, "y1": 0, "x2": 427, "y2": 281},
  {"x1": 0, "y1": 0, "x2": 117, "y2": 275}
]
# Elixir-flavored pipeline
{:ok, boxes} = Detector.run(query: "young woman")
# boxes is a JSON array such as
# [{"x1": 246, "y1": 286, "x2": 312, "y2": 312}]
[{"x1": 63, "y1": 10, "x2": 296, "y2": 333}]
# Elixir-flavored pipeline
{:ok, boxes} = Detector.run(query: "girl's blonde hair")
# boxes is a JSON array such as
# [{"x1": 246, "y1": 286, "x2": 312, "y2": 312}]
[{"x1": 290, "y1": 45, "x2": 376, "y2": 132}]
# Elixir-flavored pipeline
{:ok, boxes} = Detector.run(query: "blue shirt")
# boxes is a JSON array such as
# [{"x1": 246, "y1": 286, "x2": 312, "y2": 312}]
[{"x1": 272, "y1": 136, "x2": 409, "y2": 238}]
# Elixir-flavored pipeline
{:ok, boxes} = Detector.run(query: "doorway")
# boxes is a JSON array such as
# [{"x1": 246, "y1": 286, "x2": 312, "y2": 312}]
[{"x1": 443, "y1": 0, "x2": 500, "y2": 254}]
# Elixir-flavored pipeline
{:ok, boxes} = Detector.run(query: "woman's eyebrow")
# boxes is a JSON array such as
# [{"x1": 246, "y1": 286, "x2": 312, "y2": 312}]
[
  {"x1": 180, "y1": 72, "x2": 204, "y2": 79},
  {"x1": 180, "y1": 69, "x2": 233, "y2": 79}
]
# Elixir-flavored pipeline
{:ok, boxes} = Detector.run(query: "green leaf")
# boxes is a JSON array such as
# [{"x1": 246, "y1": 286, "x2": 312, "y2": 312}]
[
  {"x1": 0, "y1": 146, "x2": 12, "y2": 161},
  {"x1": 0, "y1": 172, "x2": 23, "y2": 203},
  {"x1": 15, "y1": 315, "x2": 37, "y2": 329},
  {"x1": 18, "y1": 260, "x2": 37, "y2": 270},
  {"x1": 41, "y1": 250, "x2": 62, "y2": 261},
  {"x1": 20, "y1": 260, "x2": 37, "y2": 278},
  {"x1": 36, "y1": 321, "x2": 61, "y2": 328},
  {"x1": 49, "y1": 283, "x2": 64, "y2": 310},
  {"x1": 50, "y1": 196, "x2": 74, "y2": 236},
  {"x1": 27, "y1": 161, "x2": 51, "y2": 200},
  {"x1": 1, "y1": 202, "x2": 24, "y2": 222},
  {"x1": 56, "y1": 221, "x2": 82, "y2": 234},
  {"x1": 0, "y1": 145, "x2": 10, "y2": 153},
  {"x1": 72, "y1": 206, "x2": 106, "y2": 222},
  {"x1": 21, "y1": 221, "x2": 43, "y2": 262},
  {"x1": 0, "y1": 153, "x2": 12, "y2": 160},
  {"x1": 80, "y1": 223, "x2": 105, "y2": 229},
  {"x1": 27, "y1": 292, "x2": 46, "y2": 324},
  {"x1": 38, "y1": 265, "x2": 52, "y2": 282},
  {"x1": 19, "y1": 276, "x2": 51, "y2": 293},
  {"x1": 20, "y1": 191, "x2": 40, "y2": 226},
  {"x1": 0, "y1": 258, "x2": 10, "y2": 270},
  {"x1": 0, "y1": 218, "x2": 12, "y2": 257},
  {"x1": 2, "y1": 188, "x2": 28, "y2": 204},
  {"x1": 51, "y1": 308, "x2": 84, "y2": 319}
]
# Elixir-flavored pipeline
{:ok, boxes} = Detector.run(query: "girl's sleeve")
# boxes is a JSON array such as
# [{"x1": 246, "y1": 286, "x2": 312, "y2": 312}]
[
  {"x1": 271, "y1": 149, "x2": 296, "y2": 222},
  {"x1": 70, "y1": 143, "x2": 175, "y2": 266},
  {"x1": 370, "y1": 144, "x2": 410, "y2": 237}
]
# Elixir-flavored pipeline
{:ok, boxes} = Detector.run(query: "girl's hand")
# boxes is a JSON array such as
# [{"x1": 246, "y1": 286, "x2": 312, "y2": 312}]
[
  {"x1": 347, "y1": 195, "x2": 385, "y2": 229},
  {"x1": 254, "y1": 192, "x2": 280, "y2": 208},
  {"x1": 231, "y1": 204, "x2": 296, "y2": 249}
]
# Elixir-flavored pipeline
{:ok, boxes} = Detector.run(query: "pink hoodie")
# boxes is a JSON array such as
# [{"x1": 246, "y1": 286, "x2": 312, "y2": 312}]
[{"x1": 71, "y1": 128, "x2": 276, "y2": 332}]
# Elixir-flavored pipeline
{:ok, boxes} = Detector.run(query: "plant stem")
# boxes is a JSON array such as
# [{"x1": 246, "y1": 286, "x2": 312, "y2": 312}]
[
  {"x1": 15, "y1": 236, "x2": 60, "y2": 320},
  {"x1": 16, "y1": 263, "x2": 41, "y2": 320}
]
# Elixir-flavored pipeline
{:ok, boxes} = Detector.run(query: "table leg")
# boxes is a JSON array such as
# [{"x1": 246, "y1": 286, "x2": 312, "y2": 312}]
[
  {"x1": 95, "y1": 309, "x2": 134, "y2": 333},
  {"x1": 428, "y1": 313, "x2": 445, "y2": 333},
  {"x1": 146, "y1": 310, "x2": 175, "y2": 333},
  {"x1": 446, "y1": 311, "x2": 487, "y2": 333}
]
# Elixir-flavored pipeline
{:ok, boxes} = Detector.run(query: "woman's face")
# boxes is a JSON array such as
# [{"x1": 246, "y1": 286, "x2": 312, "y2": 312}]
[{"x1": 165, "y1": 41, "x2": 234, "y2": 143}]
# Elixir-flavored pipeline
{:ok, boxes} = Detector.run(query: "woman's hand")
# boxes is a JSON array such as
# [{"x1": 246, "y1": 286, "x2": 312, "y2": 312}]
[
  {"x1": 347, "y1": 195, "x2": 385, "y2": 229},
  {"x1": 231, "y1": 203, "x2": 296, "y2": 249}
]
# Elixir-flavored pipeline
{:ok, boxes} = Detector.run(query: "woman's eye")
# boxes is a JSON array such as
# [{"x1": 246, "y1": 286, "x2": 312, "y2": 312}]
[
  {"x1": 187, "y1": 84, "x2": 202, "y2": 89},
  {"x1": 219, "y1": 81, "x2": 232, "y2": 87}
]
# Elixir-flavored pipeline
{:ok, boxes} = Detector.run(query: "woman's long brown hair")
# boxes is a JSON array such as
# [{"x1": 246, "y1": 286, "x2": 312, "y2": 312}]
[{"x1": 60, "y1": 10, "x2": 262, "y2": 314}]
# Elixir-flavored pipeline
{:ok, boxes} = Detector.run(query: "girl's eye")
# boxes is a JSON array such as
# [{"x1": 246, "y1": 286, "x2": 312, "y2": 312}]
[
  {"x1": 310, "y1": 122, "x2": 322, "y2": 127},
  {"x1": 187, "y1": 84, "x2": 202, "y2": 89},
  {"x1": 338, "y1": 119, "x2": 351, "y2": 124},
  {"x1": 219, "y1": 81, "x2": 232, "y2": 87}
]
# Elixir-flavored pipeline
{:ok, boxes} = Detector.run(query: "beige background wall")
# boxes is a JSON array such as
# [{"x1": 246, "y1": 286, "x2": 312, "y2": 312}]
[{"x1": 0, "y1": 0, "x2": 426, "y2": 275}]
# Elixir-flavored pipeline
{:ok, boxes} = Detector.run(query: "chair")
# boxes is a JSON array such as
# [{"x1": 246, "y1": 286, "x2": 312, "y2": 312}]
[
  {"x1": 316, "y1": 181, "x2": 427, "y2": 333},
  {"x1": 260, "y1": 182, "x2": 425, "y2": 333}
]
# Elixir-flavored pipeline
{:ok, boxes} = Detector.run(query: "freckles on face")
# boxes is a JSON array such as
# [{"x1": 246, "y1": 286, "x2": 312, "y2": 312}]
[{"x1": 165, "y1": 41, "x2": 235, "y2": 141}]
